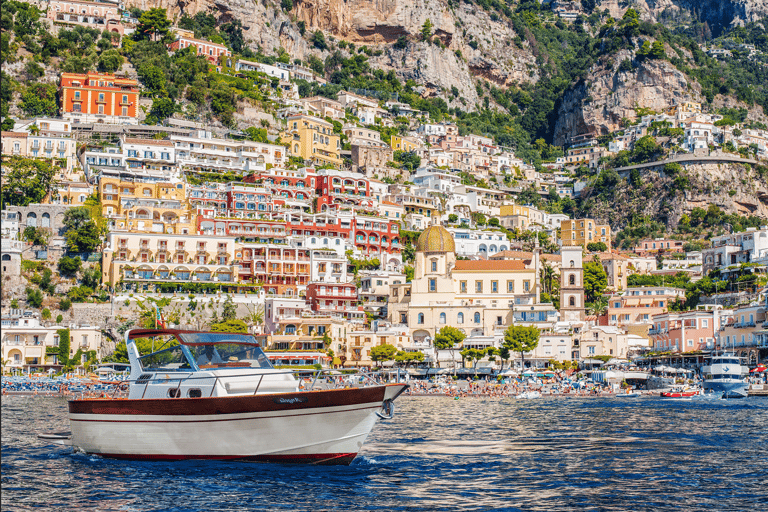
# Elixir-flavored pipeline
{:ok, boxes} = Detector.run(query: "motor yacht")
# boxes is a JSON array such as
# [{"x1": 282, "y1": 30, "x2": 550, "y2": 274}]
[
  {"x1": 701, "y1": 353, "x2": 748, "y2": 399},
  {"x1": 39, "y1": 329, "x2": 407, "y2": 464}
]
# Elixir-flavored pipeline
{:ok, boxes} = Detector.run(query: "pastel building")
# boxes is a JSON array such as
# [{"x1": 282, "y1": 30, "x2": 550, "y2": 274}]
[
  {"x1": 59, "y1": 72, "x2": 140, "y2": 124},
  {"x1": 48, "y1": 0, "x2": 124, "y2": 36}
]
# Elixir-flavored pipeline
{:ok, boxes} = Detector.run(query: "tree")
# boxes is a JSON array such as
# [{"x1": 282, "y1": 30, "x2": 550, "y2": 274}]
[
  {"x1": 221, "y1": 295, "x2": 237, "y2": 320},
  {"x1": 63, "y1": 207, "x2": 101, "y2": 252},
  {"x1": 98, "y1": 49, "x2": 124, "y2": 73},
  {"x1": 26, "y1": 287, "x2": 43, "y2": 308},
  {"x1": 19, "y1": 83, "x2": 58, "y2": 117},
  {"x1": 503, "y1": 325, "x2": 540, "y2": 370},
  {"x1": 59, "y1": 298, "x2": 72, "y2": 311},
  {"x1": 210, "y1": 319, "x2": 248, "y2": 333},
  {"x1": 310, "y1": 30, "x2": 327, "y2": 51},
  {"x1": 650, "y1": 40, "x2": 666, "y2": 59},
  {"x1": 587, "y1": 242, "x2": 607, "y2": 252},
  {"x1": 448, "y1": 214, "x2": 458, "y2": 223},
  {"x1": 394, "y1": 350, "x2": 424, "y2": 368},
  {"x1": 0, "y1": 156, "x2": 58, "y2": 208},
  {"x1": 633, "y1": 135, "x2": 660, "y2": 163},
  {"x1": 22, "y1": 226, "x2": 49, "y2": 246},
  {"x1": 42, "y1": 308, "x2": 51, "y2": 320},
  {"x1": 434, "y1": 326, "x2": 465, "y2": 368},
  {"x1": 583, "y1": 258, "x2": 608, "y2": 303},
  {"x1": 137, "y1": 8, "x2": 171, "y2": 41},
  {"x1": 420, "y1": 19, "x2": 434, "y2": 41},
  {"x1": 370, "y1": 343, "x2": 397, "y2": 364},
  {"x1": 56, "y1": 328, "x2": 71, "y2": 366},
  {"x1": 81, "y1": 264, "x2": 101, "y2": 289},
  {"x1": 148, "y1": 97, "x2": 175, "y2": 122},
  {"x1": 58, "y1": 256, "x2": 82, "y2": 277},
  {"x1": 281, "y1": 0, "x2": 293, "y2": 10},
  {"x1": 499, "y1": 346, "x2": 511, "y2": 369}
]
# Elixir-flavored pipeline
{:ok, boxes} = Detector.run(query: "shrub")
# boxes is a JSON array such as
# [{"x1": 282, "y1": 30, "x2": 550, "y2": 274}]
[{"x1": 59, "y1": 298, "x2": 72, "y2": 311}]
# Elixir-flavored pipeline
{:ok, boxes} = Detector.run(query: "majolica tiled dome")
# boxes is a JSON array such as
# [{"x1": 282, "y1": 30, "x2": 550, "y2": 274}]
[{"x1": 415, "y1": 225, "x2": 455, "y2": 253}]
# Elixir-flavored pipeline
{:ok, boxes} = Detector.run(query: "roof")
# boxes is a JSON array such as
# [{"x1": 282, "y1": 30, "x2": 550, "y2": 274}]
[
  {"x1": 123, "y1": 138, "x2": 174, "y2": 147},
  {"x1": 454, "y1": 260, "x2": 526, "y2": 271},
  {"x1": 541, "y1": 254, "x2": 562, "y2": 262},
  {"x1": 596, "y1": 251, "x2": 628, "y2": 261},
  {"x1": 489, "y1": 250, "x2": 533, "y2": 260},
  {"x1": 416, "y1": 225, "x2": 455, "y2": 253},
  {"x1": 1, "y1": 131, "x2": 28, "y2": 138}
]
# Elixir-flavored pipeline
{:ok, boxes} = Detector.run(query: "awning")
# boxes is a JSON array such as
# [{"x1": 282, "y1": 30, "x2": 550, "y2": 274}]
[
  {"x1": 639, "y1": 297, "x2": 654, "y2": 305},
  {"x1": 624, "y1": 298, "x2": 640, "y2": 306}
]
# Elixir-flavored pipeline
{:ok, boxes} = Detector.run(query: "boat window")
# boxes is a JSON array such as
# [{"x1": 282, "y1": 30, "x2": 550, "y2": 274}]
[
  {"x1": 179, "y1": 333, "x2": 273, "y2": 369},
  {"x1": 139, "y1": 345, "x2": 191, "y2": 371},
  {"x1": 187, "y1": 343, "x2": 272, "y2": 369}
]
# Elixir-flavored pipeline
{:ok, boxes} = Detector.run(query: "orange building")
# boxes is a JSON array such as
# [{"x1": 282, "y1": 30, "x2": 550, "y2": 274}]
[{"x1": 59, "y1": 72, "x2": 140, "y2": 125}]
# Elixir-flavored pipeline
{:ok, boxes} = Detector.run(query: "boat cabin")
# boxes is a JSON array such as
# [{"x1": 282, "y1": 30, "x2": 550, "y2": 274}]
[{"x1": 125, "y1": 329, "x2": 299, "y2": 399}]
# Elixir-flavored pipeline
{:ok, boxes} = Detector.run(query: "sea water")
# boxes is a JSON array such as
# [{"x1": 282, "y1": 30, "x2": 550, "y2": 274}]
[{"x1": 2, "y1": 395, "x2": 767, "y2": 511}]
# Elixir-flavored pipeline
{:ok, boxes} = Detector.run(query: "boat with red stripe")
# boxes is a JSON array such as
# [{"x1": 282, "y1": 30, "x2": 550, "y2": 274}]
[{"x1": 39, "y1": 329, "x2": 407, "y2": 465}]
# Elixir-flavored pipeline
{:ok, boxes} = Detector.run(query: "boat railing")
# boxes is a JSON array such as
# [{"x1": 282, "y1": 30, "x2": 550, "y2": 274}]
[{"x1": 83, "y1": 368, "x2": 394, "y2": 400}]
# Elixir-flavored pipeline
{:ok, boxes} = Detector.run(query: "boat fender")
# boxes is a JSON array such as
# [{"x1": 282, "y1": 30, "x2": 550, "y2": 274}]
[{"x1": 375, "y1": 399, "x2": 395, "y2": 420}]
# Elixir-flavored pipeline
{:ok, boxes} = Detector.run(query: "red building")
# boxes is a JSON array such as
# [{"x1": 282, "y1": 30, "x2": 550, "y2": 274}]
[
  {"x1": 237, "y1": 246, "x2": 311, "y2": 296},
  {"x1": 306, "y1": 282, "x2": 361, "y2": 319},
  {"x1": 168, "y1": 35, "x2": 231, "y2": 63},
  {"x1": 59, "y1": 72, "x2": 140, "y2": 124}
]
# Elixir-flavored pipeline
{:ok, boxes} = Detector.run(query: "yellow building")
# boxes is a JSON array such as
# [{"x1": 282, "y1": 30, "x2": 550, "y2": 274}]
[
  {"x1": 390, "y1": 135, "x2": 422, "y2": 153},
  {"x1": 99, "y1": 176, "x2": 194, "y2": 234},
  {"x1": 561, "y1": 218, "x2": 611, "y2": 250},
  {"x1": 102, "y1": 231, "x2": 239, "y2": 290},
  {"x1": 282, "y1": 114, "x2": 341, "y2": 167}
]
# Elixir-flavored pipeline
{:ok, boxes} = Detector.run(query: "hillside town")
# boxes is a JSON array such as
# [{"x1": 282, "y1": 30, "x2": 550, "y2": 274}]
[{"x1": 2, "y1": 2, "x2": 768, "y2": 377}]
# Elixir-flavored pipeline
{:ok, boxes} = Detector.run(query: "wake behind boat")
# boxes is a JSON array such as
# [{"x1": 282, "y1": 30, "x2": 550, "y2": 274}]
[{"x1": 39, "y1": 329, "x2": 407, "y2": 465}]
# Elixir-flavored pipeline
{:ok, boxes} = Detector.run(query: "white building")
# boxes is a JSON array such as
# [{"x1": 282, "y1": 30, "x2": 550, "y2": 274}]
[
  {"x1": 235, "y1": 59, "x2": 290, "y2": 80},
  {"x1": 172, "y1": 131, "x2": 286, "y2": 175},
  {"x1": 447, "y1": 227, "x2": 510, "y2": 257}
]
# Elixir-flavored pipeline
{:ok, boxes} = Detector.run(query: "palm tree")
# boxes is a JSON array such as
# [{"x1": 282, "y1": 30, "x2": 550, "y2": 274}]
[
  {"x1": 589, "y1": 296, "x2": 609, "y2": 317},
  {"x1": 540, "y1": 263, "x2": 556, "y2": 294}
]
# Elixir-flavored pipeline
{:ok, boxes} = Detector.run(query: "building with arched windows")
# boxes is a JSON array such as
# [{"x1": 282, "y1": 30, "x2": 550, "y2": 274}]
[{"x1": 388, "y1": 223, "x2": 552, "y2": 346}]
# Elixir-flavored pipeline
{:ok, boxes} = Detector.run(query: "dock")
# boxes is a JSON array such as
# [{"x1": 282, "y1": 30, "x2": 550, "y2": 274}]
[{"x1": 747, "y1": 385, "x2": 768, "y2": 397}]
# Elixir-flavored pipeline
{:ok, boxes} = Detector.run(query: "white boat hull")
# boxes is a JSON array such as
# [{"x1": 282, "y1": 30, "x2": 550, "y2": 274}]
[{"x1": 67, "y1": 385, "x2": 406, "y2": 464}]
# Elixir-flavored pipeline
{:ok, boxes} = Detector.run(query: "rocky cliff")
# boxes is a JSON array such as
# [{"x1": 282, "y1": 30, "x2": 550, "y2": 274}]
[
  {"x1": 598, "y1": 0, "x2": 768, "y2": 34},
  {"x1": 553, "y1": 47, "x2": 701, "y2": 145},
  {"x1": 579, "y1": 162, "x2": 768, "y2": 230},
  {"x1": 125, "y1": 0, "x2": 539, "y2": 107}
]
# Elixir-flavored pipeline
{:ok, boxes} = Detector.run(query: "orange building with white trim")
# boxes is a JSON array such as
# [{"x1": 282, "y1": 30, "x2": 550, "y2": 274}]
[{"x1": 59, "y1": 72, "x2": 140, "y2": 125}]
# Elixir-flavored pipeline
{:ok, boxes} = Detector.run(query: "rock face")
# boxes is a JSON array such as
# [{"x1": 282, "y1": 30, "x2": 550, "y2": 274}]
[
  {"x1": 598, "y1": 0, "x2": 768, "y2": 34},
  {"x1": 124, "y1": 0, "x2": 538, "y2": 108},
  {"x1": 579, "y1": 162, "x2": 768, "y2": 230},
  {"x1": 553, "y1": 49, "x2": 701, "y2": 145}
]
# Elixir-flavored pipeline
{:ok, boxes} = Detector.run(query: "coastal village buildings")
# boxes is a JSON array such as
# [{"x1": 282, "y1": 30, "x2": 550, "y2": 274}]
[
  {"x1": 649, "y1": 305, "x2": 732, "y2": 353},
  {"x1": 4, "y1": 46, "x2": 768, "y2": 375}
]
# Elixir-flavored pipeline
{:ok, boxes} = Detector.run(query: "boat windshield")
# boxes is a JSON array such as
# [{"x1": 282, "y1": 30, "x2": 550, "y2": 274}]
[{"x1": 178, "y1": 332, "x2": 273, "y2": 370}]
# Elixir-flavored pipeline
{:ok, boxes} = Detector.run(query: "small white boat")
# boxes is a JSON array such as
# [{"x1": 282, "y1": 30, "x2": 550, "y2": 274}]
[
  {"x1": 39, "y1": 329, "x2": 407, "y2": 465},
  {"x1": 615, "y1": 392, "x2": 641, "y2": 398},
  {"x1": 515, "y1": 391, "x2": 541, "y2": 399}
]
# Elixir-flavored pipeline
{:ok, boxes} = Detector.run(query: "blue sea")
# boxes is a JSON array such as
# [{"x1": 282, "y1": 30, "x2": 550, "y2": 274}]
[{"x1": 2, "y1": 395, "x2": 767, "y2": 511}]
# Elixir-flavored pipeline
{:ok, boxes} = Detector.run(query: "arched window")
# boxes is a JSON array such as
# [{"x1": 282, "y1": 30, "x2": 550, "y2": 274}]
[
  {"x1": 570, "y1": 260, "x2": 575, "y2": 268},
  {"x1": 457, "y1": 312, "x2": 464, "y2": 324},
  {"x1": 439, "y1": 313, "x2": 446, "y2": 324},
  {"x1": 417, "y1": 313, "x2": 424, "y2": 324},
  {"x1": 569, "y1": 274, "x2": 575, "y2": 285},
  {"x1": 569, "y1": 296, "x2": 575, "y2": 306},
  {"x1": 474, "y1": 312, "x2": 481, "y2": 324}
]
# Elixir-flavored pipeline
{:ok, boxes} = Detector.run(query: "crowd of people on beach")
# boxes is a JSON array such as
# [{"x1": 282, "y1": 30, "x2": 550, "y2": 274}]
[{"x1": 403, "y1": 374, "x2": 630, "y2": 398}]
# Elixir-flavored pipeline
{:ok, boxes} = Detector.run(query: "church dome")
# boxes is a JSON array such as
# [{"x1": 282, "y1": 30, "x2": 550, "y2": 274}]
[{"x1": 415, "y1": 225, "x2": 455, "y2": 253}]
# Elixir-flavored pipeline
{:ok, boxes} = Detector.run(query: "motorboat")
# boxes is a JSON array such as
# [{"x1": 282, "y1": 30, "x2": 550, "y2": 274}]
[
  {"x1": 701, "y1": 353, "x2": 748, "y2": 398},
  {"x1": 615, "y1": 392, "x2": 641, "y2": 398},
  {"x1": 515, "y1": 391, "x2": 541, "y2": 399},
  {"x1": 660, "y1": 390, "x2": 699, "y2": 398},
  {"x1": 38, "y1": 329, "x2": 407, "y2": 465}
]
